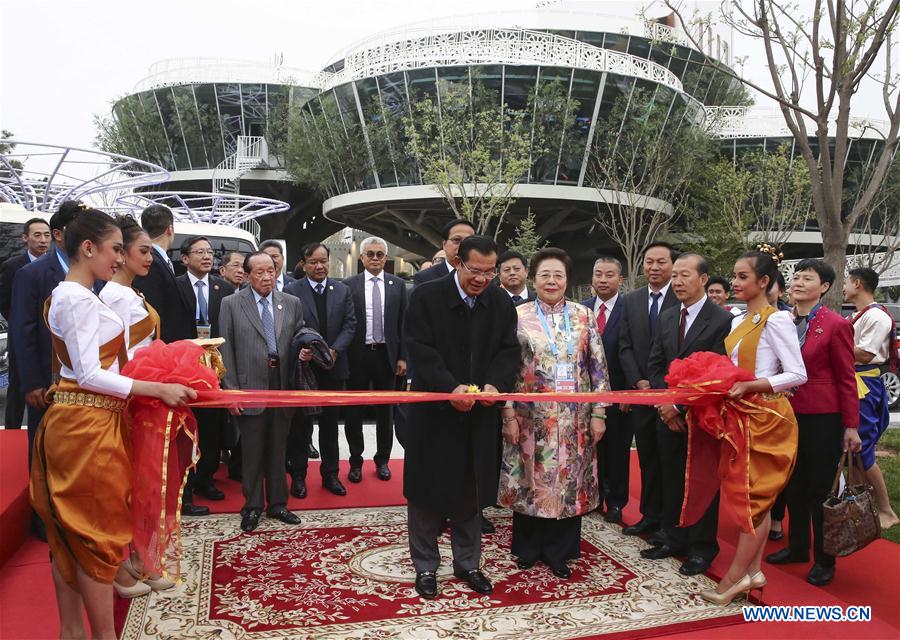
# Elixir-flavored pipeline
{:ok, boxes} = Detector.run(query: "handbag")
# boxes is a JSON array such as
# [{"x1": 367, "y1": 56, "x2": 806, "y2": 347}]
[{"x1": 822, "y1": 450, "x2": 881, "y2": 557}]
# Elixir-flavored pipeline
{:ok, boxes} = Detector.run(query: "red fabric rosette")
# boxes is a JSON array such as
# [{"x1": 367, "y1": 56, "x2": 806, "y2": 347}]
[
  {"x1": 665, "y1": 352, "x2": 757, "y2": 534},
  {"x1": 122, "y1": 340, "x2": 219, "y2": 580}
]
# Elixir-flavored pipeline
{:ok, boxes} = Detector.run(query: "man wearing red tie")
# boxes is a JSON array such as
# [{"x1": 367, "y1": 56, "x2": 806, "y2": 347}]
[{"x1": 581, "y1": 257, "x2": 628, "y2": 523}]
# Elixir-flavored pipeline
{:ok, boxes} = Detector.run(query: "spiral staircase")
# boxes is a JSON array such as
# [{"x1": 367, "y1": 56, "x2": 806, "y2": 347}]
[{"x1": 212, "y1": 135, "x2": 270, "y2": 240}]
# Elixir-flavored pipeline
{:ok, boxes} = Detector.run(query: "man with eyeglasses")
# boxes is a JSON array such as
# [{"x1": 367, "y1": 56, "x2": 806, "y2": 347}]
[
  {"x1": 404, "y1": 235, "x2": 520, "y2": 599},
  {"x1": 344, "y1": 237, "x2": 408, "y2": 485},
  {"x1": 176, "y1": 236, "x2": 236, "y2": 502},
  {"x1": 497, "y1": 250, "x2": 530, "y2": 305},
  {"x1": 219, "y1": 250, "x2": 246, "y2": 288},
  {"x1": 412, "y1": 219, "x2": 475, "y2": 285}
]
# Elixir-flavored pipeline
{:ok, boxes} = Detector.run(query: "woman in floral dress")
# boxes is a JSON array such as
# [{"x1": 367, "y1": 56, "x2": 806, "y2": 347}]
[{"x1": 498, "y1": 247, "x2": 610, "y2": 579}]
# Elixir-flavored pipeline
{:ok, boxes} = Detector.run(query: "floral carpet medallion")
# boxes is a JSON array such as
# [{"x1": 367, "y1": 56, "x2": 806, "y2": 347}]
[{"x1": 120, "y1": 507, "x2": 746, "y2": 639}]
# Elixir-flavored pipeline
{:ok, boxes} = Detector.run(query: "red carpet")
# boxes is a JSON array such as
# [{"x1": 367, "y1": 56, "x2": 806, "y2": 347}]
[
  {"x1": 1, "y1": 438, "x2": 898, "y2": 639},
  {"x1": 0, "y1": 430, "x2": 31, "y2": 568}
]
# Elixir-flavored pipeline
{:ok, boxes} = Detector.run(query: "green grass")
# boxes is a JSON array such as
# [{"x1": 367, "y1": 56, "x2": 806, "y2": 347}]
[{"x1": 876, "y1": 429, "x2": 900, "y2": 543}]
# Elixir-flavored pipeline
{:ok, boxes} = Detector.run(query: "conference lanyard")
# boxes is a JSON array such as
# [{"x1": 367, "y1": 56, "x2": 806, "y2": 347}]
[{"x1": 535, "y1": 300, "x2": 574, "y2": 359}]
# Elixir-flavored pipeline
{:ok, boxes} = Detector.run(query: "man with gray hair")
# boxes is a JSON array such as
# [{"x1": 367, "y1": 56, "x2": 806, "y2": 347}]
[{"x1": 344, "y1": 237, "x2": 408, "y2": 483}]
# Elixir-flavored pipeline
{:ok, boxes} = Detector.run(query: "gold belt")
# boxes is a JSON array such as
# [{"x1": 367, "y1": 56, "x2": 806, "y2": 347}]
[
  {"x1": 759, "y1": 392, "x2": 786, "y2": 401},
  {"x1": 52, "y1": 390, "x2": 128, "y2": 413}
]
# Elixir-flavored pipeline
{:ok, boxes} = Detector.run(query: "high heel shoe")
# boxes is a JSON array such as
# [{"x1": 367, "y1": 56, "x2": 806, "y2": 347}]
[
  {"x1": 113, "y1": 580, "x2": 152, "y2": 599},
  {"x1": 123, "y1": 556, "x2": 175, "y2": 591},
  {"x1": 747, "y1": 571, "x2": 767, "y2": 599},
  {"x1": 699, "y1": 574, "x2": 752, "y2": 606}
]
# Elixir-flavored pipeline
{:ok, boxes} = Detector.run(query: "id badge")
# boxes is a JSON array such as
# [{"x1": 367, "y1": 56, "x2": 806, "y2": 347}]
[
  {"x1": 555, "y1": 363, "x2": 576, "y2": 393},
  {"x1": 196, "y1": 324, "x2": 211, "y2": 340}
]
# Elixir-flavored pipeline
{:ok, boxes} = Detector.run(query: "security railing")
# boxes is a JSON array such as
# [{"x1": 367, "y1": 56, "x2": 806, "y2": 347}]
[{"x1": 705, "y1": 106, "x2": 891, "y2": 139}]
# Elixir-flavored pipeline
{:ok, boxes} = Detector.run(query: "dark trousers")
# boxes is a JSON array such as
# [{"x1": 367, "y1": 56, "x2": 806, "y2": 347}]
[
  {"x1": 656, "y1": 420, "x2": 719, "y2": 560},
  {"x1": 511, "y1": 512, "x2": 581, "y2": 567},
  {"x1": 786, "y1": 413, "x2": 844, "y2": 567},
  {"x1": 194, "y1": 408, "x2": 226, "y2": 487},
  {"x1": 26, "y1": 403, "x2": 46, "y2": 468},
  {"x1": 4, "y1": 352, "x2": 26, "y2": 429},
  {"x1": 407, "y1": 461, "x2": 481, "y2": 573},
  {"x1": 288, "y1": 376, "x2": 343, "y2": 480},
  {"x1": 238, "y1": 407, "x2": 291, "y2": 514},
  {"x1": 596, "y1": 406, "x2": 631, "y2": 510},
  {"x1": 771, "y1": 492, "x2": 787, "y2": 521},
  {"x1": 345, "y1": 347, "x2": 395, "y2": 467},
  {"x1": 629, "y1": 406, "x2": 662, "y2": 523}
]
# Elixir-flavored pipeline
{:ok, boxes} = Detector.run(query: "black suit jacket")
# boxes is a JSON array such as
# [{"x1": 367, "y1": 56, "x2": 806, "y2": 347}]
[
  {"x1": 344, "y1": 271, "x2": 408, "y2": 368},
  {"x1": 283, "y1": 277, "x2": 357, "y2": 380},
  {"x1": 0, "y1": 253, "x2": 31, "y2": 320},
  {"x1": 647, "y1": 298, "x2": 733, "y2": 390},
  {"x1": 175, "y1": 274, "x2": 235, "y2": 339},
  {"x1": 9, "y1": 251, "x2": 66, "y2": 393},
  {"x1": 618, "y1": 286, "x2": 679, "y2": 388},
  {"x1": 413, "y1": 262, "x2": 454, "y2": 285},
  {"x1": 133, "y1": 249, "x2": 194, "y2": 343},
  {"x1": 582, "y1": 295, "x2": 626, "y2": 391}
]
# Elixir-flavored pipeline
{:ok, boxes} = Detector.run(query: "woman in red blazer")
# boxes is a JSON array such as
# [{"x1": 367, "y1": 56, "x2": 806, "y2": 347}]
[{"x1": 766, "y1": 259, "x2": 861, "y2": 587}]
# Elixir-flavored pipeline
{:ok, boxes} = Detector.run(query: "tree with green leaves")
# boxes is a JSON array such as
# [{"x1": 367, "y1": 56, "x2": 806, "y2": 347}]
[{"x1": 505, "y1": 209, "x2": 548, "y2": 259}]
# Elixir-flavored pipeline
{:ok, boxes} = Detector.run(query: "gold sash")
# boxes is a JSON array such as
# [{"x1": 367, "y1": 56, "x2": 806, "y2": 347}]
[
  {"x1": 43, "y1": 297, "x2": 128, "y2": 377},
  {"x1": 723, "y1": 305, "x2": 777, "y2": 375},
  {"x1": 129, "y1": 299, "x2": 161, "y2": 350}
]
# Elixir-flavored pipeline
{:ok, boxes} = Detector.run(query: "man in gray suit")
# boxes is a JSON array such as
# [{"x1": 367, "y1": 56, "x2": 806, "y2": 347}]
[{"x1": 219, "y1": 251, "x2": 306, "y2": 532}]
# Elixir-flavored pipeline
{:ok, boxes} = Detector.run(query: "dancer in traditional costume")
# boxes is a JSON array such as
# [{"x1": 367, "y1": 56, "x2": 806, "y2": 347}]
[
  {"x1": 691, "y1": 247, "x2": 807, "y2": 605},
  {"x1": 29, "y1": 209, "x2": 195, "y2": 640},
  {"x1": 499, "y1": 248, "x2": 609, "y2": 579}
]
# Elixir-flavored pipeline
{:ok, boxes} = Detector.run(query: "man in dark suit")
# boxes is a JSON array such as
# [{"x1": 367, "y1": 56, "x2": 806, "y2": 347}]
[
  {"x1": 260, "y1": 239, "x2": 296, "y2": 292},
  {"x1": 132, "y1": 205, "x2": 206, "y2": 516},
  {"x1": 344, "y1": 236, "x2": 407, "y2": 484},
  {"x1": 412, "y1": 218, "x2": 475, "y2": 285},
  {"x1": 581, "y1": 256, "x2": 629, "y2": 524},
  {"x1": 618, "y1": 241, "x2": 678, "y2": 538},
  {"x1": 176, "y1": 236, "x2": 236, "y2": 501},
  {"x1": 219, "y1": 251, "x2": 305, "y2": 532},
  {"x1": 645, "y1": 253, "x2": 732, "y2": 575},
  {"x1": 284, "y1": 243, "x2": 357, "y2": 497},
  {"x1": 10, "y1": 203, "x2": 81, "y2": 454},
  {"x1": 404, "y1": 235, "x2": 520, "y2": 599},
  {"x1": 1, "y1": 217, "x2": 51, "y2": 430},
  {"x1": 497, "y1": 250, "x2": 530, "y2": 304}
]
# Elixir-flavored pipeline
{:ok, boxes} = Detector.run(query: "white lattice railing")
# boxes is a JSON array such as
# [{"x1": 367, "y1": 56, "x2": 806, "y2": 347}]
[
  {"x1": 706, "y1": 106, "x2": 891, "y2": 140},
  {"x1": 133, "y1": 57, "x2": 319, "y2": 92},
  {"x1": 313, "y1": 28, "x2": 683, "y2": 93}
]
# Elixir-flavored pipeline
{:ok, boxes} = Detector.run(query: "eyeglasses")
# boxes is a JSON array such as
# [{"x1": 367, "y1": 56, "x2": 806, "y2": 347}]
[
  {"x1": 189, "y1": 249, "x2": 214, "y2": 257},
  {"x1": 459, "y1": 261, "x2": 497, "y2": 280},
  {"x1": 535, "y1": 271, "x2": 566, "y2": 281},
  {"x1": 364, "y1": 251, "x2": 386, "y2": 259}
]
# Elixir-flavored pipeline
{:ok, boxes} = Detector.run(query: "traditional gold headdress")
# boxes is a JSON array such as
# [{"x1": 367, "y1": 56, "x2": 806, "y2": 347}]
[{"x1": 756, "y1": 243, "x2": 784, "y2": 265}]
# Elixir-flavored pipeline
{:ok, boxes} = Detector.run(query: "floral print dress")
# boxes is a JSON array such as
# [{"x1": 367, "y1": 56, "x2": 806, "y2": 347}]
[{"x1": 498, "y1": 299, "x2": 610, "y2": 519}]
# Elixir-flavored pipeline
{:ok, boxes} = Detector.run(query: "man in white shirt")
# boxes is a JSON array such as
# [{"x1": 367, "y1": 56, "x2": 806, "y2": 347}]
[
  {"x1": 497, "y1": 250, "x2": 529, "y2": 304},
  {"x1": 844, "y1": 266, "x2": 899, "y2": 530}
]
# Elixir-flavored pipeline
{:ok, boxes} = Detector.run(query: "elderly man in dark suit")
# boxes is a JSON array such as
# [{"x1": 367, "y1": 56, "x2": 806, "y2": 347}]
[
  {"x1": 581, "y1": 256, "x2": 629, "y2": 524},
  {"x1": 1, "y1": 216, "x2": 51, "y2": 430},
  {"x1": 284, "y1": 243, "x2": 357, "y2": 497},
  {"x1": 344, "y1": 236, "x2": 407, "y2": 484},
  {"x1": 220, "y1": 251, "x2": 306, "y2": 532},
  {"x1": 645, "y1": 252, "x2": 732, "y2": 575},
  {"x1": 412, "y1": 218, "x2": 475, "y2": 285},
  {"x1": 404, "y1": 235, "x2": 519, "y2": 599},
  {"x1": 176, "y1": 235, "x2": 236, "y2": 501},
  {"x1": 618, "y1": 241, "x2": 679, "y2": 538}
]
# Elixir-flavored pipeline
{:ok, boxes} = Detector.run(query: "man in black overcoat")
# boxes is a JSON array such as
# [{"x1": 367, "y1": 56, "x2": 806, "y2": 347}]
[
  {"x1": 404, "y1": 235, "x2": 519, "y2": 600},
  {"x1": 646, "y1": 253, "x2": 732, "y2": 576}
]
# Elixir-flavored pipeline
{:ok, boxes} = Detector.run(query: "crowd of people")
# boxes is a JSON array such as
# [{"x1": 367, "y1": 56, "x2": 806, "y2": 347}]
[{"x1": 0, "y1": 204, "x2": 896, "y2": 637}]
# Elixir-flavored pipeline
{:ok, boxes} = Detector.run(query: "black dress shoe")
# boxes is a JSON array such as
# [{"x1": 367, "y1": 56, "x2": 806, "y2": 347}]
[
  {"x1": 647, "y1": 530, "x2": 667, "y2": 546},
  {"x1": 348, "y1": 467, "x2": 362, "y2": 483},
  {"x1": 240, "y1": 509, "x2": 261, "y2": 532},
  {"x1": 766, "y1": 547, "x2": 809, "y2": 565},
  {"x1": 622, "y1": 518, "x2": 659, "y2": 536},
  {"x1": 604, "y1": 507, "x2": 623, "y2": 524},
  {"x1": 768, "y1": 528, "x2": 784, "y2": 541},
  {"x1": 453, "y1": 569, "x2": 492, "y2": 595},
  {"x1": 307, "y1": 444, "x2": 320, "y2": 459},
  {"x1": 806, "y1": 562, "x2": 835, "y2": 586},
  {"x1": 323, "y1": 475, "x2": 347, "y2": 496},
  {"x1": 551, "y1": 565, "x2": 572, "y2": 579},
  {"x1": 181, "y1": 503, "x2": 210, "y2": 517},
  {"x1": 376, "y1": 464, "x2": 392, "y2": 481},
  {"x1": 415, "y1": 571, "x2": 438, "y2": 599},
  {"x1": 516, "y1": 559, "x2": 535, "y2": 570},
  {"x1": 481, "y1": 514, "x2": 496, "y2": 534},
  {"x1": 679, "y1": 555, "x2": 711, "y2": 576},
  {"x1": 290, "y1": 476, "x2": 307, "y2": 499},
  {"x1": 640, "y1": 544, "x2": 682, "y2": 560},
  {"x1": 268, "y1": 508, "x2": 301, "y2": 525},
  {"x1": 194, "y1": 484, "x2": 225, "y2": 501}
]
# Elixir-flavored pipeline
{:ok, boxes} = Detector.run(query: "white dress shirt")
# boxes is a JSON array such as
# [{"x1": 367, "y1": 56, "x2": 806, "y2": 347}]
[
  {"x1": 152, "y1": 244, "x2": 173, "y2": 272},
  {"x1": 27, "y1": 250, "x2": 40, "y2": 262},
  {"x1": 251, "y1": 288, "x2": 275, "y2": 321},
  {"x1": 680, "y1": 295, "x2": 707, "y2": 336},
  {"x1": 308, "y1": 277, "x2": 328, "y2": 292},
  {"x1": 276, "y1": 272, "x2": 286, "y2": 292},
  {"x1": 364, "y1": 270, "x2": 386, "y2": 344},
  {"x1": 593, "y1": 292, "x2": 619, "y2": 320},
  {"x1": 48, "y1": 282, "x2": 133, "y2": 398},
  {"x1": 99, "y1": 281, "x2": 153, "y2": 360},
  {"x1": 852, "y1": 305, "x2": 893, "y2": 364},
  {"x1": 728, "y1": 310, "x2": 807, "y2": 392},
  {"x1": 187, "y1": 271, "x2": 210, "y2": 321},
  {"x1": 504, "y1": 286, "x2": 528, "y2": 300},
  {"x1": 647, "y1": 282, "x2": 671, "y2": 312}
]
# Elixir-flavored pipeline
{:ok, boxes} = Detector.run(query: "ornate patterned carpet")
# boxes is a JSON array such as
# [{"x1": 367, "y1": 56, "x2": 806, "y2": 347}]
[{"x1": 119, "y1": 507, "x2": 746, "y2": 639}]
